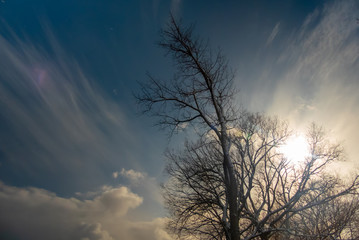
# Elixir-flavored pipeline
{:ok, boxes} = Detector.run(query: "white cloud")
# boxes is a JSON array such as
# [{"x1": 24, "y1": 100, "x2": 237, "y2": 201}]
[
  {"x1": 0, "y1": 182, "x2": 171, "y2": 240},
  {"x1": 112, "y1": 171, "x2": 119, "y2": 179},
  {"x1": 120, "y1": 168, "x2": 146, "y2": 183},
  {"x1": 176, "y1": 122, "x2": 189, "y2": 131}
]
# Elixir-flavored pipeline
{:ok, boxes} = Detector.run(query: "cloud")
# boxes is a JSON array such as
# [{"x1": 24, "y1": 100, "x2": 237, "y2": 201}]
[
  {"x1": 73, "y1": 223, "x2": 114, "y2": 240},
  {"x1": 0, "y1": 182, "x2": 171, "y2": 240},
  {"x1": 170, "y1": 0, "x2": 182, "y2": 18},
  {"x1": 120, "y1": 168, "x2": 146, "y2": 183},
  {"x1": 0, "y1": 29, "x2": 168, "y2": 238},
  {"x1": 258, "y1": 0, "x2": 359, "y2": 165},
  {"x1": 266, "y1": 22, "x2": 280, "y2": 46},
  {"x1": 0, "y1": 27, "x2": 140, "y2": 193},
  {"x1": 110, "y1": 169, "x2": 165, "y2": 219},
  {"x1": 112, "y1": 171, "x2": 119, "y2": 179},
  {"x1": 128, "y1": 218, "x2": 172, "y2": 240}
]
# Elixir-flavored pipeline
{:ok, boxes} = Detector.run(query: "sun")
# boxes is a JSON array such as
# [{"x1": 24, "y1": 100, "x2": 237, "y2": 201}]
[{"x1": 279, "y1": 134, "x2": 310, "y2": 163}]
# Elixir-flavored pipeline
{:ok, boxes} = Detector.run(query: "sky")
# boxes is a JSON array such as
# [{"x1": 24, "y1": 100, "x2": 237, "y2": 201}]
[{"x1": 0, "y1": 0, "x2": 358, "y2": 239}]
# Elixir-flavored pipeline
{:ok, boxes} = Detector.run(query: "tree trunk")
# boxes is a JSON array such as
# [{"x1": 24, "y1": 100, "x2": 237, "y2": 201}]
[
  {"x1": 221, "y1": 134, "x2": 239, "y2": 240},
  {"x1": 228, "y1": 171, "x2": 240, "y2": 240}
]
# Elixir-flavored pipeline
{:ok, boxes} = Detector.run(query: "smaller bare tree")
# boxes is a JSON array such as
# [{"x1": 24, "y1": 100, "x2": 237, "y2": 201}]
[
  {"x1": 291, "y1": 194, "x2": 359, "y2": 239},
  {"x1": 163, "y1": 113, "x2": 359, "y2": 240}
]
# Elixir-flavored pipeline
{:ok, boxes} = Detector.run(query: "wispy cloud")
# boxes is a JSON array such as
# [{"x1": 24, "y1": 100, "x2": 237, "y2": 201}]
[
  {"x1": 170, "y1": 0, "x2": 182, "y2": 18},
  {"x1": 0, "y1": 25, "x2": 168, "y2": 238},
  {"x1": 0, "y1": 29, "x2": 139, "y2": 192},
  {"x1": 265, "y1": 0, "x2": 359, "y2": 164},
  {"x1": 266, "y1": 22, "x2": 280, "y2": 46},
  {"x1": 0, "y1": 182, "x2": 171, "y2": 240}
]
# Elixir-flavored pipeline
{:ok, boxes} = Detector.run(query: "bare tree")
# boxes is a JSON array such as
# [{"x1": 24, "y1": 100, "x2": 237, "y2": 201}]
[
  {"x1": 163, "y1": 114, "x2": 359, "y2": 240},
  {"x1": 137, "y1": 15, "x2": 240, "y2": 239},
  {"x1": 137, "y1": 16, "x2": 359, "y2": 240}
]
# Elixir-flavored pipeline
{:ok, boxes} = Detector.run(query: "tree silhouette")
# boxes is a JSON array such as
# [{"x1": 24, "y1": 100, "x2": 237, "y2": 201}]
[
  {"x1": 137, "y1": 15, "x2": 240, "y2": 239},
  {"x1": 137, "y1": 16, "x2": 359, "y2": 240},
  {"x1": 162, "y1": 114, "x2": 359, "y2": 239}
]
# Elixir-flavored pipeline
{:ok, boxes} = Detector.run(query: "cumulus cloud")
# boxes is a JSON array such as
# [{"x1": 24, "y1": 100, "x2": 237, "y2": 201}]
[
  {"x1": 128, "y1": 218, "x2": 172, "y2": 240},
  {"x1": 120, "y1": 168, "x2": 146, "y2": 183},
  {"x1": 73, "y1": 223, "x2": 114, "y2": 240},
  {"x1": 0, "y1": 182, "x2": 171, "y2": 240},
  {"x1": 110, "y1": 169, "x2": 165, "y2": 217}
]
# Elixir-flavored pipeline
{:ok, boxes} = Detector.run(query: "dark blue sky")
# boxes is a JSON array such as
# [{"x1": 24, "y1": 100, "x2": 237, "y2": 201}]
[
  {"x1": 0, "y1": 1, "x2": 358, "y2": 239},
  {"x1": 0, "y1": 0, "x2": 323, "y2": 96}
]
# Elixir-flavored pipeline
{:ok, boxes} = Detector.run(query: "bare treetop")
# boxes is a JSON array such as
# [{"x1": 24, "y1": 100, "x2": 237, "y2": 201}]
[
  {"x1": 137, "y1": 15, "x2": 237, "y2": 136},
  {"x1": 136, "y1": 15, "x2": 242, "y2": 239}
]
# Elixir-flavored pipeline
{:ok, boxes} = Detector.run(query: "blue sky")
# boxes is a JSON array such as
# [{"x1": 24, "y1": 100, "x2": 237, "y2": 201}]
[{"x1": 0, "y1": 1, "x2": 358, "y2": 239}]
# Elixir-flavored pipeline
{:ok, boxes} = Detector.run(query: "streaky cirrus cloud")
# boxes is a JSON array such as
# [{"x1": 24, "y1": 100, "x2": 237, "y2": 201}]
[
  {"x1": 170, "y1": 0, "x2": 182, "y2": 18},
  {"x1": 0, "y1": 181, "x2": 171, "y2": 240},
  {"x1": 253, "y1": 0, "x2": 359, "y2": 167},
  {"x1": 0, "y1": 27, "x2": 140, "y2": 193},
  {"x1": 266, "y1": 22, "x2": 280, "y2": 46}
]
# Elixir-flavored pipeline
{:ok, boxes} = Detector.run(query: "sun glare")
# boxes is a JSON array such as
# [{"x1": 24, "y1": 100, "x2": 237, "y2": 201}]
[{"x1": 279, "y1": 134, "x2": 310, "y2": 163}]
